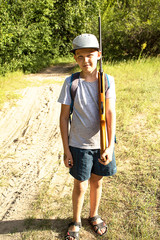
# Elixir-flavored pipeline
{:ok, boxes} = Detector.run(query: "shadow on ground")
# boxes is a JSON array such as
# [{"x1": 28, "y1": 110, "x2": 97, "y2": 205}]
[
  {"x1": 0, "y1": 218, "x2": 90, "y2": 238},
  {"x1": 0, "y1": 218, "x2": 66, "y2": 234}
]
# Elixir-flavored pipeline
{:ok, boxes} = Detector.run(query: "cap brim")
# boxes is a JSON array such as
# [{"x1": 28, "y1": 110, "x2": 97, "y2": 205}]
[{"x1": 70, "y1": 47, "x2": 99, "y2": 54}]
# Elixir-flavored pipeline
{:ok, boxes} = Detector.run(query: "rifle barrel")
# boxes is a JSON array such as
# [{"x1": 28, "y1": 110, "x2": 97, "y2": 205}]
[
  {"x1": 98, "y1": 15, "x2": 106, "y2": 156},
  {"x1": 98, "y1": 16, "x2": 103, "y2": 73}
]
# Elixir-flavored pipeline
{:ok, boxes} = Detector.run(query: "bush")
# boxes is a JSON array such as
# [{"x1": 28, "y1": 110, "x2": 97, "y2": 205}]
[
  {"x1": 0, "y1": 0, "x2": 100, "y2": 74},
  {"x1": 101, "y1": 0, "x2": 160, "y2": 60},
  {"x1": 0, "y1": 0, "x2": 159, "y2": 74}
]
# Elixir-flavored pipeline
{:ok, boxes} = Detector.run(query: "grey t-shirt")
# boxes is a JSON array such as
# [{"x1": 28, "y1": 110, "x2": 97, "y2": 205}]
[{"x1": 58, "y1": 74, "x2": 116, "y2": 149}]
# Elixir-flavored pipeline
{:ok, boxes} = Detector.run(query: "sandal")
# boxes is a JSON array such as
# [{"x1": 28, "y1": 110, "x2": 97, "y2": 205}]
[
  {"x1": 65, "y1": 222, "x2": 82, "y2": 240},
  {"x1": 88, "y1": 215, "x2": 108, "y2": 236}
]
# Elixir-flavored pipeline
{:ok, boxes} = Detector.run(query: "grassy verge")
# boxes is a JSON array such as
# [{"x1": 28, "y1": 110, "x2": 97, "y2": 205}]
[
  {"x1": 101, "y1": 57, "x2": 160, "y2": 239},
  {"x1": 51, "y1": 56, "x2": 75, "y2": 65},
  {"x1": 0, "y1": 71, "x2": 26, "y2": 109},
  {"x1": 0, "y1": 60, "x2": 75, "y2": 109},
  {"x1": 2, "y1": 57, "x2": 160, "y2": 239}
]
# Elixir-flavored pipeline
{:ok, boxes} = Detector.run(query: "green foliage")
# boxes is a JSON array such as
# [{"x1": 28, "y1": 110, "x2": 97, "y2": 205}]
[
  {"x1": 0, "y1": 0, "x2": 100, "y2": 74},
  {"x1": 101, "y1": 0, "x2": 160, "y2": 60},
  {"x1": 0, "y1": 0, "x2": 160, "y2": 73}
]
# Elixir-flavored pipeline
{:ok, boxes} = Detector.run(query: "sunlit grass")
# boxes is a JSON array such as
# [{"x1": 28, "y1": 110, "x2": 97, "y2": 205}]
[
  {"x1": 0, "y1": 71, "x2": 28, "y2": 108},
  {"x1": 1, "y1": 57, "x2": 160, "y2": 239},
  {"x1": 0, "y1": 60, "x2": 75, "y2": 109},
  {"x1": 21, "y1": 57, "x2": 160, "y2": 240},
  {"x1": 51, "y1": 55, "x2": 74, "y2": 65},
  {"x1": 104, "y1": 57, "x2": 160, "y2": 130},
  {"x1": 101, "y1": 57, "x2": 160, "y2": 239}
]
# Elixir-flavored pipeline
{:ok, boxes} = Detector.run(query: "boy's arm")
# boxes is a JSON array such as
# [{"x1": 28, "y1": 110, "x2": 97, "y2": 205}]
[
  {"x1": 99, "y1": 98, "x2": 116, "y2": 165},
  {"x1": 60, "y1": 104, "x2": 73, "y2": 168}
]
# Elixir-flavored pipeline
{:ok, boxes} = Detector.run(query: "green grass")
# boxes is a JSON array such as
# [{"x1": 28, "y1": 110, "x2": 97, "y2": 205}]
[
  {"x1": 0, "y1": 71, "x2": 26, "y2": 108},
  {"x1": 1, "y1": 57, "x2": 160, "y2": 239},
  {"x1": 0, "y1": 59, "x2": 75, "y2": 109},
  {"x1": 101, "y1": 57, "x2": 160, "y2": 239},
  {"x1": 51, "y1": 55, "x2": 75, "y2": 65}
]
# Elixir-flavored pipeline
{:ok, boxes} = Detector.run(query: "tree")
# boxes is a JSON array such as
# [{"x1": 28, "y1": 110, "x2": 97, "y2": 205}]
[
  {"x1": 0, "y1": 0, "x2": 159, "y2": 74},
  {"x1": 101, "y1": 0, "x2": 160, "y2": 60},
  {"x1": 0, "y1": 0, "x2": 101, "y2": 74}
]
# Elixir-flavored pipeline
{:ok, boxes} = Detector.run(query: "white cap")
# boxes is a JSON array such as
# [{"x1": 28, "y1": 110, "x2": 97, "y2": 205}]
[{"x1": 71, "y1": 34, "x2": 99, "y2": 53}]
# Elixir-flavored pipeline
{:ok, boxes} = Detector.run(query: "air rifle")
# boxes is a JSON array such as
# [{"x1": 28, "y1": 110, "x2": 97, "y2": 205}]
[{"x1": 98, "y1": 15, "x2": 107, "y2": 157}]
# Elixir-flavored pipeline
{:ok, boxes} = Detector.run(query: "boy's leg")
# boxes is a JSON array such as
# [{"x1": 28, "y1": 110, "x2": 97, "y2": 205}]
[
  {"x1": 89, "y1": 173, "x2": 103, "y2": 217},
  {"x1": 67, "y1": 178, "x2": 88, "y2": 238},
  {"x1": 89, "y1": 173, "x2": 106, "y2": 235},
  {"x1": 73, "y1": 178, "x2": 88, "y2": 222}
]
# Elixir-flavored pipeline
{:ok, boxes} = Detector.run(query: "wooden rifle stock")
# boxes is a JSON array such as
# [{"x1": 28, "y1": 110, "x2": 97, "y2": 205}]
[{"x1": 98, "y1": 16, "x2": 106, "y2": 156}]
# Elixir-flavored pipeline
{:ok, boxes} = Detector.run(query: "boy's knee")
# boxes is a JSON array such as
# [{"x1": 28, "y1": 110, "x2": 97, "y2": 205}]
[
  {"x1": 90, "y1": 174, "x2": 103, "y2": 188},
  {"x1": 74, "y1": 179, "x2": 88, "y2": 194}
]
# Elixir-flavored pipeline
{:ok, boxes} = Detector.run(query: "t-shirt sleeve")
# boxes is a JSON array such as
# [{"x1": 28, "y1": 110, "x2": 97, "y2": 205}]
[
  {"x1": 105, "y1": 75, "x2": 116, "y2": 99},
  {"x1": 57, "y1": 76, "x2": 72, "y2": 105}
]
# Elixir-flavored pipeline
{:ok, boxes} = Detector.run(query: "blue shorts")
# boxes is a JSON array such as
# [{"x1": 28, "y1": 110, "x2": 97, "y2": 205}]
[{"x1": 69, "y1": 146, "x2": 117, "y2": 181}]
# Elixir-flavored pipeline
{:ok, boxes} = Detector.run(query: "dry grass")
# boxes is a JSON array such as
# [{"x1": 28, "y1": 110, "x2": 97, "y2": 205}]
[{"x1": 1, "y1": 58, "x2": 160, "y2": 239}]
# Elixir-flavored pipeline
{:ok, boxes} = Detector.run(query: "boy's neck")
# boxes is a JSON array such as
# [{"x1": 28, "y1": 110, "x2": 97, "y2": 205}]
[{"x1": 80, "y1": 69, "x2": 98, "y2": 82}]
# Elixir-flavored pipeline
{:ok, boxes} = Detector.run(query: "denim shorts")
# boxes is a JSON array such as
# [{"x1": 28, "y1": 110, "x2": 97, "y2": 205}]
[{"x1": 69, "y1": 146, "x2": 117, "y2": 181}]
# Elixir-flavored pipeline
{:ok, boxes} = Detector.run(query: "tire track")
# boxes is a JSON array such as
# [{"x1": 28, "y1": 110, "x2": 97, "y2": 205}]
[{"x1": 0, "y1": 83, "x2": 63, "y2": 221}]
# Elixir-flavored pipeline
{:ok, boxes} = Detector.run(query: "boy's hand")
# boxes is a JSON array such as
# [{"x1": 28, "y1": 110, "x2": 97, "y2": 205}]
[
  {"x1": 99, "y1": 147, "x2": 113, "y2": 166},
  {"x1": 63, "y1": 150, "x2": 73, "y2": 168}
]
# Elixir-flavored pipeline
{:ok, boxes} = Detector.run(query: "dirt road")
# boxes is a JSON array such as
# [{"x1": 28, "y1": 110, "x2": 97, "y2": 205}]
[{"x1": 0, "y1": 64, "x2": 75, "y2": 239}]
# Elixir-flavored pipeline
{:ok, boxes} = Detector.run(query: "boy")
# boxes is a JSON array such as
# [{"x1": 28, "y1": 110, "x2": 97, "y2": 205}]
[{"x1": 58, "y1": 34, "x2": 117, "y2": 240}]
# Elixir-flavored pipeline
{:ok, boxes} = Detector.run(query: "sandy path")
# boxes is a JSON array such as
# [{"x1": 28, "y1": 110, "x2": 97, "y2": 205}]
[{"x1": 0, "y1": 64, "x2": 74, "y2": 239}]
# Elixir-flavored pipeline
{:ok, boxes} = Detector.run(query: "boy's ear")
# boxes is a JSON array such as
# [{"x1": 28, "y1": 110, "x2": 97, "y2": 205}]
[{"x1": 97, "y1": 51, "x2": 102, "y2": 60}]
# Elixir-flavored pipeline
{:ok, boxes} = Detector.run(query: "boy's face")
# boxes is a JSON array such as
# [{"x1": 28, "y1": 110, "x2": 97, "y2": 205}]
[{"x1": 74, "y1": 48, "x2": 101, "y2": 74}]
